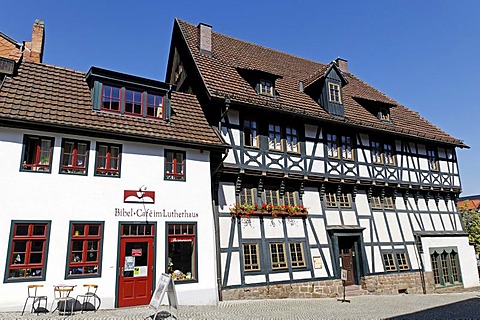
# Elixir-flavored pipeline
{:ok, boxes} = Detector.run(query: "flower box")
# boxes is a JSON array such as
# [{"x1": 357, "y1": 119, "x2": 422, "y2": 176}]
[{"x1": 230, "y1": 204, "x2": 308, "y2": 218}]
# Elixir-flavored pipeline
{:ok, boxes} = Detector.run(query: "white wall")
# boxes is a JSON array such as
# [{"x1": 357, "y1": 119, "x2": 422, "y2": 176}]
[{"x1": 0, "y1": 127, "x2": 218, "y2": 310}]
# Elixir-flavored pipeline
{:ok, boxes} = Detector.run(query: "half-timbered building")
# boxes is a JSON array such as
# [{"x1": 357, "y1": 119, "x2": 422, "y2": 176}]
[{"x1": 166, "y1": 19, "x2": 479, "y2": 299}]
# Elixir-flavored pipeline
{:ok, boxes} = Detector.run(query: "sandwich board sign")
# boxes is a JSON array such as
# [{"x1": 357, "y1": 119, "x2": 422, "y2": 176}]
[{"x1": 149, "y1": 273, "x2": 178, "y2": 319}]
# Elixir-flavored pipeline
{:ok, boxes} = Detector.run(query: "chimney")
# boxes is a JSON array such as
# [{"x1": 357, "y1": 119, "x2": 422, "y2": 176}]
[
  {"x1": 335, "y1": 57, "x2": 348, "y2": 73},
  {"x1": 23, "y1": 19, "x2": 45, "y2": 63},
  {"x1": 198, "y1": 23, "x2": 212, "y2": 56}
]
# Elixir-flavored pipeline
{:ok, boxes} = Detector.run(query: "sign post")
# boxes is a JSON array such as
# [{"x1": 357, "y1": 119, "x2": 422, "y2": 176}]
[
  {"x1": 337, "y1": 268, "x2": 350, "y2": 303},
  {"x1": 149, "y1": 273, "x2": 178, "y2": 319}
]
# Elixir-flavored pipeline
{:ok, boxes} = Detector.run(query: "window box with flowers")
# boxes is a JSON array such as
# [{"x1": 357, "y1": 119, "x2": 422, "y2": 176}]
[{"x1": 230, "y1": 203, "x2": 308, "y2": 218}]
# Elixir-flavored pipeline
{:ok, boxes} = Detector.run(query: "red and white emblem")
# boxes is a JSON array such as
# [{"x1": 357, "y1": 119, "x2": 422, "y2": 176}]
[{"x1": 124, "y1": 189, "x2": 155, "y2": 204}]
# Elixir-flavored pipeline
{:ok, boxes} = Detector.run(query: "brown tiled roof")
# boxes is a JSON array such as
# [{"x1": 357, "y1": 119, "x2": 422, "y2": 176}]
[
  {"x1": 176, "y1": 19, "x2": 465, "y2": 147},
  {"x1": 457, "y1": 199, "x2": 480, "y2": 211},
  {"x1": 0, "y1": 61, "x2": 224, "y2": 149}
]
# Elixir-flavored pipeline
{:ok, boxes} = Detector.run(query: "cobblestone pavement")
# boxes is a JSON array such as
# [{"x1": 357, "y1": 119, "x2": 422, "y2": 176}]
[{"x1": 3, "y1": 292, "x2": 480, "y2": 320}]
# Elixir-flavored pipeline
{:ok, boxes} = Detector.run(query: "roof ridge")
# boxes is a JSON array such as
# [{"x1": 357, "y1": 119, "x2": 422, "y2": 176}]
[
  {"x1": 177, "y1": 19, "x2": 328, "y2": 71},
  {"x1": 22, "y1": 60, "x2": 86, "y2": 76}
]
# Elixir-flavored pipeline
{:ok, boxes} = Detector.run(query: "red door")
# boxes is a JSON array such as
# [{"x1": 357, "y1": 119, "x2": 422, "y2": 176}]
[{"x1": 117, "y1": 236, "x2": 154, "y2": 307}]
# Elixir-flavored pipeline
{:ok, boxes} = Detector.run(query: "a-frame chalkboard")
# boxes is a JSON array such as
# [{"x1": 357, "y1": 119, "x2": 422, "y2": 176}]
[{"x1": 149, "y1": 273, "x2": 178, "y2": 319}]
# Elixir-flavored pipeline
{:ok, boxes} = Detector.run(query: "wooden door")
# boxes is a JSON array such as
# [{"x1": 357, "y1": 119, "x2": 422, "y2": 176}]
[
  {"x1": 339, "y1": 239, "x2": 355, "y2": 286},
  {"x1": 117, "y1": 237, "x2": 154, "y2": 307}
]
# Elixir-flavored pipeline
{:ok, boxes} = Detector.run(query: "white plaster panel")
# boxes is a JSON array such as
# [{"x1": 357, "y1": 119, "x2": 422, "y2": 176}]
[
  {"x1": 436, "y1": 199, "x2": 447, "y2": 211},
  {"x1": 292, "y1": 270, "x2": 312, "y2": 280},
  {"x1": 341, "y1": 210, "x2": 357, "y2": 225},
  {"x1": 224, "y1": 150, "x2": 237, "y2": 165},
  {"x1": 421, "y1": 236, "x2": 479, "y2": 288},
  {"x1": 427, "y1": 199, "x2": 437, "y2": 209},
  {"x1": 355, "y1": 193, "x2": 371, "y2": 216},
  {"x1": 409, "y1": 212, "x2": 421, "y2": 231},
  {"x1": 303, "y1": 188, "x2": 321, "y2": 214},
  {"x1": 453, "y1": 215, "x2": 462, "y2": 231},
  {"x1": 420, "y1": 214, "x2": 434, "y2": 231},
  {"x1": 219, "y1": 182, "x2": 236, "y2": 212},
  {"x1": 373, "y1": 246, "x2": 384, "y2": 273},
  {"x1": 358, "y1": 165, "x2": 369, "y2": 179},
  {"x1": 372, "y1": 212, "x2": 389, "y2": 242},
  {"x1": 441, "y1": 214, "x2": 453, "y2": 230},
  {"x1": 231, "y1": 128, "x2": 241, "y2": 146},
  {"x1": 321, "y1": 248, "x2": 333, "y2": 276},
  {"x1": 398, "y1": 213, "x2": 414, "y2": 241},
  {"x1": 406, "y1": 245, "x2": 419, "y2": 269},
  {"x1": 365, "y1": 245, "x2": 372, "y2": 272},
  {"x1": 395, "y1": 197, "x2": 406, "y2": 210},
  {"x1": 385, "y1": 212, "x2": 402, "y2": 242},
  {"x1": 269, "y1": 272, "x2": 290, "y2": 282},
  {"x1": 241, "y1": 218, "x2": 262, "y2": 238},
  {"x1": 308, "y1": 217, "x2": 328, "y2": 244},
  {"x1": 439, "y1": 161, "x2": 448, "y2": 173},
  {"x1": 359, "y1": 219, "x2": 372, "y2": 243},
  {"x1": 430, "y1": 214, "x2": 443, "y2": 231},
  {"x1": 244, "y1": 274, "x2": 266, "y2": 284},
  {"x1": 226, "y1": 252, "x2": 241, "y2": 286},
  {"x1": 418, "y1": 158, "x2": 428, "y2": 171},
  {"x1": 311, "y1": 160, "x2": 324, "y2": 174},
  {"x1": 285, "y1": 219, "x2": 305, "y2": 237},
  {"x1": 325, "y1": 210, "x2": 342, "y2": 226},
  {"x1": 219, "y1": 217, "x2": 234, "y2": 248},
  {"x1": 417, "y1": 199, "x2": 428, "y2": 211},
  {"x1": 263, "y1": 218, "x2": 286, "y2": 238}
]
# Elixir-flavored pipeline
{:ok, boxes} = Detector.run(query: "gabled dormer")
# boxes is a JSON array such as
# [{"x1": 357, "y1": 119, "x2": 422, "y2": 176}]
[
  {"x1": 302, "y1": 61, "x2": 348, "y2": 117},
  {"x1": 237, "y1": 68, "x2": 282, "y2": 98},
  {"x1": 85, "y1": 67, "x2": 172, "y2": 121}
]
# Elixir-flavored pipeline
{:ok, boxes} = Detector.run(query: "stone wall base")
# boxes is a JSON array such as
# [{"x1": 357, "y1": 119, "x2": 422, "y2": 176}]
[
  {"x1": 222, "y1": 272, "x2": 478, "y2": 300},
  {"x1": 222, "y1": 280, "x2": 344, "y2": 300}
]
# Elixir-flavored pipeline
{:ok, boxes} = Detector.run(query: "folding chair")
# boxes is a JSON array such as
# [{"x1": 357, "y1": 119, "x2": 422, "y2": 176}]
[
  {"x1": 75, "y1": 284, "x2": 98, "y2": 313},
  {"x1": 21, "y1": 284, "x2": 48, "y2": 315}
]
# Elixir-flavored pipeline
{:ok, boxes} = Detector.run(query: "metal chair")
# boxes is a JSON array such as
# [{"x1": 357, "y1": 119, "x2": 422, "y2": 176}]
[
  {"x1": 21, "y1": 284, "x2": 48, "y2": 315},
  {"x1": 75, "y1": 284, "x2": 98, "y2": 313},
  {"x1": 51, "y1": 285, "x2": 76, "y2": 315}
]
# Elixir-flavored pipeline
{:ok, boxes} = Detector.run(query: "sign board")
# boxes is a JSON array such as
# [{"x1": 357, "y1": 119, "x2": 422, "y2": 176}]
[
  {"x1": 124, "y1": 256, "x2": 135, "y2": 271},
  {"x1": 131, "y1": 248, "x2": 142, "y2": 256},
  {"x1": 341, "y1": 269, "x2": 348, "y2": 281},
  {"x1": 149, "y1": 273, "x2": 178, "y2": 312},
  {"x1": 313, "y1": 256, "x2": 322, "y2": 269}
]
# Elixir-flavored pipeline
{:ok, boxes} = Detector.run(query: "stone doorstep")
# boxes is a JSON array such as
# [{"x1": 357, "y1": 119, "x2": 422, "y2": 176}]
[{"x1": 343, "y1": 284, "x2": 368, "y2": 296}]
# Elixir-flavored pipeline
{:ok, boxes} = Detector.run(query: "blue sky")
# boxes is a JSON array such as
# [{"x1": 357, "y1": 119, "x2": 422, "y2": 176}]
[{"x1": 2, "y1": 1, "x2": 479, "y2": 195}]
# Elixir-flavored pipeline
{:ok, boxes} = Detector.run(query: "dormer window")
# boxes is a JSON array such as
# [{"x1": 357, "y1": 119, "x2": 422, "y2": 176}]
[
  {"x1": 259, "y1": 79, "x2": 274, "y2": 96},
  {"x1": 102, "y1": 85, "x2": 121, "y2": 112},
  {"x1": 86, "y1": 66, "x2": 170, "y2": 121},
  {"x1": 125, "y1": 90, "x2": 143, "y2": 116},
  {"x1": 379, "y1": 108, "x2": 390, "y2": 121},
  {"x1": 328, "y1": 82, "x2": 341, "y2": 104},
  {"x1": 146, "y1": 94, "x2": 164, "y2": 118}
]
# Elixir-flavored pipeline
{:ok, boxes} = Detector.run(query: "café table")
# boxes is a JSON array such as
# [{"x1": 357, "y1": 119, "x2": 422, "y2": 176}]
[{"x1": 51, "y1": 284, "x2": 77, "y2": 315}]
